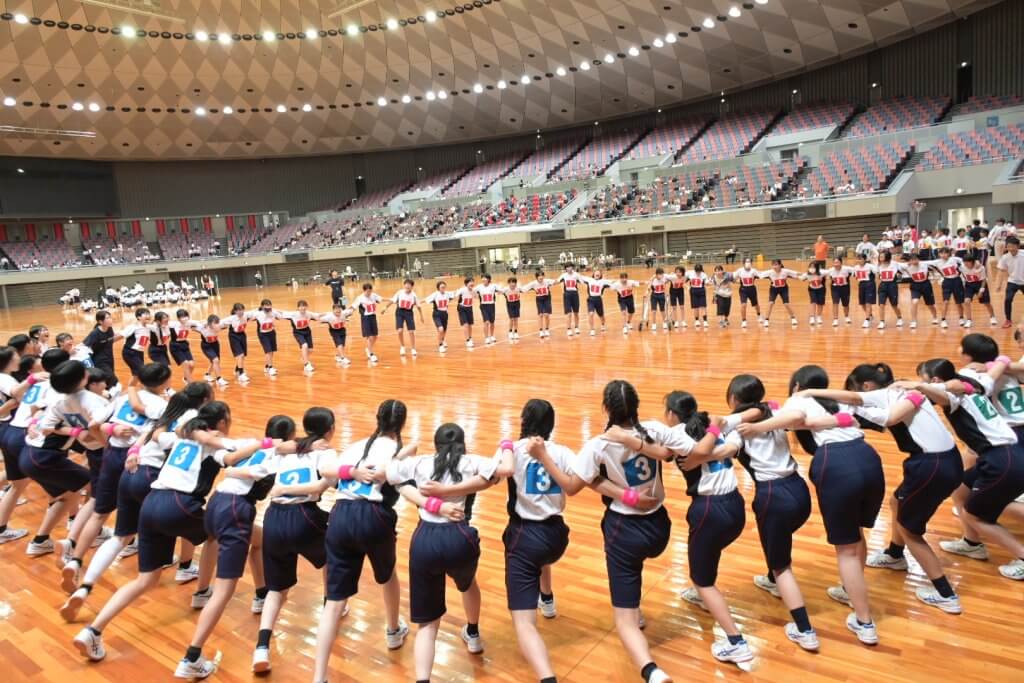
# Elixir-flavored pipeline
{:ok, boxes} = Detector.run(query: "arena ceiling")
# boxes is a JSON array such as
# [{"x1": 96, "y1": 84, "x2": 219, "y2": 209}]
[{"x1": 0, "y1": 0, "x2": 1000, "y2": 160}]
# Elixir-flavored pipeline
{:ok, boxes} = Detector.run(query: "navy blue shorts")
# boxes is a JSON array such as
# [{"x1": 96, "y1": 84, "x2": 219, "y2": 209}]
[
  {"x1": 563, "y1": 290, "x2": 580, "y2": 314},
  {"x1": 503, "y1": 516, "x2": 569, "y2": 611},
  {"x1": 479, "y1": 303, "x2": 496, "y2": 324},
  {"x1": 19, "y1": 446, "x2": 91, "y2": 498},
  {"x1": 85, "y1": 447, "x2": 103, "y2": 493},
  {"x1": 808, "y1": 438, "x2": 885, "y2": 545},
  {"x1": 115, "y1": 464, "x2": 159, "y2": 537},
  {"x1": 536, "y1": 296, "x2": 552, "y2": 316},
  {"x1": 687, "y1": 490, "x2": 745, "y2": 587},
  {"x1": 618, "y1": 296, "x2": 635, "y2": 314},
  {"x1": 766, "y1": 286, "x2": 786, "y2": 304},
  {"x1": 95, "y1": 445, "x2": 129, "y2": 514},
  {"x1": 409, "y1": 521, "x2": 481, "y2": 623},
  {"x1": 858, "y1": 281, "x2": 877, "y2": 305},
  {"x1": 739, "y1": 286, "x2": 758, "y2": 305},
  {"x1": 325, "y1": 499, "x2": 398, "y2": 601},
  {"x1": 395, "y1": 308, "x2": 416, "y2": 331},
  {"x1": 716, "y1": 295, "x2": 732, "y2": 316},
  {"x1": 587, "y1": 296, "x2": 605, "y2": 316},
  {"x1": 204, "y1": 492, "x2": 256, "y2": 580},
  {"x1": 965, "y1": 281, "x2": 990, "y2": 303},
  {"x1": 753, "y1": 474, "x2": 811, "y2": 572},
  {"x1": 138, "y1": 489, "x2": 208, "y2": 572},
  {"x1": 258, "y1": 331, "x2": 278, "y2": 353},
  {"x1": 0, "y1": 424, "x2": 26, "y2": 481},
  {"x1": 262, "y1": 502, "x2": 329, "y2": 591},
  {"x1": 964, "y1": 444, "x2": 1024, "y2": 524},
  {"x1": 432, "y1": 311, "x2": 449, "y2": 331},
  {"x1": 457, "y1": 307, "x2": 474, "y2": 326},
  {"x1": 910, "y1": 281, "x2": 935, "y2": 305},
  {"x1": 650, "y1": 293, "x2": 666, "y2": 312},
  {"x1": 878, "y1": 282, "x2": 899, "y2": 306},
  {"x1": 328, "y1": 328, "x2": 348, "y2": 347},
  {"x1": 228, "y1": 331, "x2": 248, "y2": 357},
  {"x1": 690, "y1": 289, "x2": 707, "y2": 309},
  {"x1": 894, "y1": 448, "x2": 963, "y2": 535},
  {"x1": 669, "y1": 287, "x2": 685, "y2": 306},
  {"x1": 147, "y1": 346, "x2": 170, "y2": 366},
  {"x1": 122, "y1": 348, "x2": 145, "y2": 377},
  {"x1": 293, "y1": 327, "x2": 314, "y2": 348},
  {"x1": 170, "y1": 343, "x2": 194, "y2": 364},
  {"x1": 506, "y1": 301, "x2": 521, "y2": 320},
  {"x1": 941, "y1": 278, "x2": 965, "y2": 303},
  {"x1": 360, "y1": 315, "x2": 379, "y2": 338},
  {"x1": 830, "y1": 284, "x2": 850, "y2": 307},
  {"x1": 808, "y1": 288, "x2": 826, "y2": 305},
  {"x1": 200, "y1": 340, "x2": 220, "y2": 360},
  {"x1": 601, "y1": 506, "x2": 671, "y2": 608}
]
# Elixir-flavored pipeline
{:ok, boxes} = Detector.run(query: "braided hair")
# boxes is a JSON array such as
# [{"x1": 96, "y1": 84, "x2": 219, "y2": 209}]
[
  {"x1": 602, "y1": 380, "x2": 653, "y2": 444},
  {"x1": 358, "y1": 399, "x2": 407, "y2": 465}
]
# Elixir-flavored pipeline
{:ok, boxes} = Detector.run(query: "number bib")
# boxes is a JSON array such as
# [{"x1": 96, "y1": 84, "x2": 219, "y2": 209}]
[
  {"x1": 525, "y1": 462, "x2": 562, "y2": 495},
  {"x1": 623, "y1": 455, "x2": 656, "y2": 486}
]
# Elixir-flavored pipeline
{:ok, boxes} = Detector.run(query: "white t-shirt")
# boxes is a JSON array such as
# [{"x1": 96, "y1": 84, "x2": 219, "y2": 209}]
[
  {"x1": 424, "y1": 291, "x2": 454, "y2": 311},
  {"x1": 0, "y1": 373, "x2": 19, "y2": 423},
  {"x1": 722, "y1": 413, "x2": 798, "y2": 482},
  {"x1": 454, "y1": 286, "x2": 476, "y2": 308},
  {"x1": 391, "y1": 291, "x2": 419, "y2": 310},
  {"x1": 120, "y1": 323, "x2": 154, "y2": 353},
  {"x1": 216, "y1": 442, "x2": 277, "y2": 497},
  {"x1": 271, "y1": 449, "x2": 333, "y2": 504},
  {"x1": 386, "y1": 453, "x2": 499, "y2": 523},
  {"x1": 558, "y1": 272, "x2": 583, "y2": 291},
  {"x1": 12, "y1": 380, "x2": 51, "y2": 428},
  {"x1": 998, "y1": 251, "x2": 1024, "y2": 285},
  {"x1": 334, "y1": 436, "x2": 400, "y2": 503},
  {"x1": 611, "y1": 280, "x2": 639, "y2": 298},
  {"x1": 354, "y1": 293, "x2": 382, "y2": 317},
  {"x1": 781, "y1": 395, "x2": 863, "y2": 446},
  {"x1": 504, "y1": 438, "x2": 575, "y2": 521},
  {"x1": 37, "y1": 390, "x2": 109, "y2": 451},
  {"x1": 251, "y1": 309, "x2": 281, "y2": 333},
  {"x1": 152, "y1": 436, "x2": 236, "y2": 495},
  {"x1": 105, "y1": 390, "x2": 167, "y2": 448},
  {"x1": 474, "y1": 283, "x2": 499, "y2": 305},
  {"x1": 319, "y1": 311, "x2": 353, "y2": 330},
  {"x1": 857, "y1": 388, "x2": 957, "y2": 453}
]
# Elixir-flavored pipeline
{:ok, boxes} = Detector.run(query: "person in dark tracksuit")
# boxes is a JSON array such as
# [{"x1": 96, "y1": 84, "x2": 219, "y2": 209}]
[
  {"x1": 737, "y1": 365, "x2": 884, "y2": 646},
  {"x1": 311, "y1": 400, "x2": 412, "y2": 681}
]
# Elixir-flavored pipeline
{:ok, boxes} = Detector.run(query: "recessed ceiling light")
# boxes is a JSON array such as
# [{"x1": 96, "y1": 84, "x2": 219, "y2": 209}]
[
  {"x1": 346, "y1": 24, "x2": 359, "y2": 36},
  {"x1": 872, "y1": 82, "x2": 878, "y2": 88},
  {"x1": 195, "y1": 30, "x2": 209, "y2": 41},
  {"x1": 497, "y1": 80, "x2": 507, "y2": 89},
  {"x1": 426, "y1": 11, "x2": 438, "y2": 23},
  {"x1": 218, "y1": 33, "x2": 231, "y2": 45},
  {"x1": 653, "y1": 37, "x2": 664, "y2": 47},
  {"x1": 377, "y1": 96, "x2": 387, "y2": 106},
  {"x1": 520, "y1": 74, "x2": 530, "y2": 84},
  {"x1": 729, "y1": 6, "x2": 741, "y2": 17},
  {"x1": 628, "y1": 46, "x2": 639, "y2": 56},
  {"x1": 14, "y1": 14, "x2": 28, "y2": 25},
  {"x1": 223, "y1": 105, "x2": 233, "y2": 114},
  {"x1": 604, "y1": 54, "x2": 615, "y2": 63},
  {"x1": 72, "y1": 101, "x2": 84, "y2": 111},
  {"x1": 792, "y1": 89, "x2": 798, "y2": 94},
  {"x1": 556, "y1": 66, "x2": 567, "y2": 76},
  {"x1": 302, "y1": 103, "x2": 312, "y2": 112},
  {"x1": 580, "y1": 61, "x2": 591, "y2": 71},
  {"x1": 263, "y1": 31, "x2": 276, "y2": 42},
  {"x1": 16, "y1": 168, "x2": 24, "y2": 173},
  {"x1": 195, "y1": 106, "x2": 206, "y2": 116},
  {"x1": 960, "y1": 61, "x2": 968, "y2": 67},
  {"x1": 399, "y1": 94, "x2": 411, "y2": 104},
  {"x1": 306, "y1": 28, "x2": 317, "y2": 39},
  {"x1": 756, "y1": 0, "x2": 768, "y2": 4},
  {"x1": 425, "y1": 91, "x2": 436, "y2": 101},
  {"x1": 437, "y1": 90, "x2": 447, "y2": 100},
  {"x1": 276, "y1": 104, "x2": 286, "y2": 112},
  {"x1": 666, "y1": 33, "x2": 677, "y2": 43},
  {"x1": 2, "y1": 96, "x2": 15, "y2": 107},
  {"x1": 703, "y1": 18, "x2": 715, "y2": 28},
  {"x1": 121, "y1": 25, "x2": 136, "y2": 37},
  {"x1": 473, "y1": 83, "x2": 483, "y2": 93},
  {"x1": 88, "y1": 102, "x2": 100, "y2": 112},
  {"x1": 386, "y1": 18, "x2": 398, "y2": 30}
]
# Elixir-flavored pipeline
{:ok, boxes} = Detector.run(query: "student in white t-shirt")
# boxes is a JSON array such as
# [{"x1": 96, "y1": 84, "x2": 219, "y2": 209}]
[
  {"x1": 382, "y1": 279, "x2": 425, "y2": 357},
  {"x1": 997, "y1": 236, "x2": 1024, "y2": 326}
]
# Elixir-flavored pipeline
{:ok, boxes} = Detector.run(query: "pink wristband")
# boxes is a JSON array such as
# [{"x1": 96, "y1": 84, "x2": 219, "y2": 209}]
[
  {"x1": 985, "y1": 361, "x2": 996, "y2": 370},
  {"x1": 499, "y1": 439, "x2": 514, "y2": 452},
  {"x1": 68, "y1": 427, "x2": 83, "y2": 439},
  {"x1": 997, "y1": 355, "x2": 1012, "y2": 366},
  {"x1": 28, "y1": 418, "x2": 38, "y2": 427},
  {"x1": 961, "y1": 382, "x2": 976, "y2": 395},
  {"x1": 621, "y1": 488, "x2": 640, "y2": 508},
  {"x1": 767, "y1": 400, "x2": 780, "y2": 411},
  {"x1": 424, "y1": 496, "x2": 443, "y2": 514},
  {"x1": 835, "y1": 412, "x2": 855, "y2": 428},
  {"x1": 337, "y1": 465, "x2": 353, "y2": 480},
  {"x1": 706, "y1": 424, "x2": 722, "y2": 439},
  {"x1": 906, "y1": 391, "x2": 925, "y2": 409},
  {"x1": 26, "y1": 375, "x2": 37, "y2": 386},
  {"x1": 261, "y1": 437, "x2": 273, "y2": 449},
  {"x1": 103, "y1": 423, "x2": 115, "y2": 436},
  {"x1": 127, "y1": 444, "x2": 141, "y2": 456}
]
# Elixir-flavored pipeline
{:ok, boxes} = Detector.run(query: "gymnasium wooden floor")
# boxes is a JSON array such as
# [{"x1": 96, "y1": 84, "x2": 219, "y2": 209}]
[{"x1": 1, "y1": 270, "x2": 1022, "y2": 682}]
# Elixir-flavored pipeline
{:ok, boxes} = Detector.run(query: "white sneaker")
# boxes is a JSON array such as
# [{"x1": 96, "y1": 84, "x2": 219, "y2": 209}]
[
  {"x1": 237, "y1": 372, "x2": 250, "y2": 382},
  {"x1": 940, "y1": 537, "x2": 988, "y2": 560},
  {"x1": 877, "y1": 321, "x2": 886, "y2": 329},
  {"x1": 673, "y1": 321, "x2": 680, "y2": 329},
  {"x1": 460, "y1": 625, "x2": 484, "y2": 654},
  {"x1": 741, "y1": 320, "x2": 748, "y2": 328},
  {"x1": 998, "y1": 558, "x2": 1024, "y2": 580},
  {"x1": 251, "y1": 646, "x2": 271, "y2": 673},
  {"x1": 785, "y1": 623, "x2": 820, "y2": 651},
  {"x1": 941, "y1": 319, "x2": 948, "y2": 329},
  {"x1": 845, "y1": 317, "x2": 851, "y2": 325},
  {"x1": 866, "y1": 549, "x2": 908, "y2": 570},
  {"x1": 466, "y1": 339, "x2": 475, "y2": 348},
  {"x1": 931, "y1": 318, "x2": 939, "y2": 325},
  {"x1": 118, "y1": 538, "x2": 139, "y2": 558},
  {"x1": 55, "y1": 538, "x2": 74, "y2": 569},
  {"x1": 61, "y1": 559, "x2": 81, "y2": 594},
  {"x1": 340, "y1": 357, "x2": 351, "y2": 366},
  {"x1": 399, "y1": 347, "x2": 406, "y2": 356},
  {"x1": 896, "y1": 318, "x2": 904, "y2": 327},
  {"x1": 61, "y1": 587, "x2": 88, "y2": 622},
  {"x1": 679, "y1": 321, "x2": 688, "y2": 329},
  {"x1": 832, "y1": 319, "x2": 839, "y2": 327},
  {"x1": 91, "y1": 526, "x2": 114, "y2": 548},
  {"x1": 369, "y1": 354, "x2": 379, "y2": 363},
  {"x1": 303, "y1": 362, "x2": 314, "y2": 373},
  {"x1": 385, "y1": 618, "x2": 410, "y2": 650},
  {"x1": 845, "y1": 612, "x2": 879, "y2": 645},
  {"x1": 702, "y1": 320, "x2": 709, "y2": 328},
  {"x1": 964, "y1": 319, "x2": 973, "y2": 328},
  {"x1": 538, "y1": 595, "x2": 557, "y2": 619},
  {"x1": 191, "y1": 586, "x2": 213, "y2": 608},
  {"x1": 176, "y1": 563, "x2": 200, "y2": 583},
  {"x1": 753, "y1": 574, "x2": 781, "y2": 598},
  {"x1": 216, "y1": 377, "x2": 229, "y2": 387},
  {"x1": 26, "y1": 538, "x2": 54, "y2": 557},
  {"x1": 763, "y1": 320, "x2": 770, "y2": 328},
  {"x1": 680, "y1": 587, "x2": 708, "y2": 611},
  {"x1": 203, "y1": 373, "x2": 212, "y2": 382},
  {"x1": 590, "y1": 329, "x2": 596, "y2": 336},
  {"x1": 439, "y1": 345, "x2": 447, "y2": 354},
  {"x1": 174, "y1": 655, "x2": 218, "y2": 679},
  {"x1": 711, "y1": 638, "x2": 754, "y2": 664},
  {"x1": 827, "y1": 585, "x2": 853, "y2": 607},
  {"x1": 411, "y1": 349, "x2": 418, "y2": 357},
  {"x1": 910, "y1": 320, "x2": 918, "y2": 329},
  {"x1": 991, "y1": 316, "x2": 999, "y2": 327},
  {"x1": 790, "y1": 317, "x2": 798, "y2": 326},
  {"x1": 0, "y1": 527, "x2": 28, "y2": 544},
  {"x1": 623, "y1": 325, "x2": 629, "y2": 334},
  {"x1": 862, "y1": 319, "x2": 870, "y2": 328},
  {"x1": 646, "y1": 668, "x2": 672, "y2": 683},
  {"x1": 251, "y1": 595, "x2": 265, "y2": 614},
  {"x1": 567, "y1": 329, "x2": 574, "y2": 337},
  {"x1": 816, "y1": 316, "x2": 823, "y2": 325},
  {"x1": 73, "y1": 627, "x2": 106, "y2": 661},
  {"x1": 915, "y1": 586, "x2": 963, "y2": 613}
]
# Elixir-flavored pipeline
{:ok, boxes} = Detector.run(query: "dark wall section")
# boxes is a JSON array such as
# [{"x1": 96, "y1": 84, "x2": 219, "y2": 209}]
[{"x1": 0, "y1": 159, "x2": 117, "y2": 218}]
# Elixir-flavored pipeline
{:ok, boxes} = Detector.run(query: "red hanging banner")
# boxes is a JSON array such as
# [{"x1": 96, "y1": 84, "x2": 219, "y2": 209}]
[
  {"x1": 156, "y1": 219, "x2": 166, "y2": 236},
  {"x1": 81, "y1": 222, "x2": 90, "y2": 240},
  {"x1": 131, "y1": 220, "x2": 141, "y2": 237},
  {"x1": 54, "y1": 223, "x2": 64, "y2": 241},
  {"x1": 0, "y1": 224, "x2": 7, "y2": 241},
  {"x1": 107, "y1": 221, "x2": 116, "y2": 239},
  {"x1": 26, "y1": 224, "x2": 36, "y2": 241},
  {"x1": 248, "y1": 214, "x2": 257, "y2": 229},
  {"x1": 180, "y1": 218, "x2": 189, "y2": 234},
  {"x1": 203, "y1": 216, "x2": 212, "y2": 233},
  {"x1": 225, "y1": 215, "x2": 235, "y2": 232}
]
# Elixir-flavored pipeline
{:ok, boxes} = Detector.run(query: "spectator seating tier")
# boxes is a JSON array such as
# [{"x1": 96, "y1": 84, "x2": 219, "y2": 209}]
[
  {"x1": 918, "y1": 124, "x2": 1024, "y2": 170},
  {"x1": 712, "y1": 160, "x2": 806, "y2": 208},
  {"x1": 550, "y1": 130, "x2": 646, "y2": 181},
  {"x1": 954, "y1": 95, "x2": 1024, "y2": 115},
  {"x1": 0, "y1": 239, "x2": 81, "y2": 270},
  {"x1": 443, "y1": 152, "x2": 529, "y2": 197},
  {"x1": 675, "y1": 111, "x2": 777, "y2": 164},
  {"x1": 843, "y1": 96, "x2": 949, "y2": 138},
  {"x1": 803, "y1": 143, "x2": 914, "y2": 196},
  {"x1": 772, "y1": 102, "x2": 856, "y2": 135},
  {"x1": 347, "y1": 182, "x2": 413, "y2": 210},
  {"x1": 629, "y1": 117, "x2": 709, "y2": 160},
  {"x1": 511, "y1": 140, "x2": 585, "y2": 178}
]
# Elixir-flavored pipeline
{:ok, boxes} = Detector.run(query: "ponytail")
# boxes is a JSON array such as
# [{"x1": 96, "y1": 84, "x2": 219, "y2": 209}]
[
  {"x1": 181, "y1": 400, "x2": 230, "y2": 439},
  {"x1": 359, "y1": 399, "x2": 407, "y2": 464},
  {"x1": 602, "y1": 379, "x2": 653, "y2": 444},
  {"x1": 665, "y1": 391, "x2": 709, "y2": 441},
  {"x1": 296, "y1": 407, "x2": 335, "y2": 454},
  {"x1": 431, "y1": 423, "x2": 466, "y2": 483}
]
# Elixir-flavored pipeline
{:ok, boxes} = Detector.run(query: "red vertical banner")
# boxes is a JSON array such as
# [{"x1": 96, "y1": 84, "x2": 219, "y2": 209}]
[
  {"x1": 81, "y1": 222, "x2": 90, "y2": 240},
  {"x1": 156, "y1": 219, "x2": 166, "y2": 236},
  {"x1": 203, "y1": 216, "x2": 212, "y2": 233},
  {"x1": 26, "y1": 224, "x2": 36, "y2": 241},
  {"x1": 180, "y1": 218, "x2": 189, "y2": 234},
  {"x1": 0, "y1": 224, "x2": 7, "y2": 241},
  {"x1": 248, "y1": 214, "x2": 257, "y2": 229},
  {"x1": 131, "y1": 220, "x2": 141, "y2": 237},
  {"x1": 54, "y1": 223, "x2": 64, "y2": 241},
  {"x1": 225, "y1": 215, "x2": 234, "y2": 232},
  {"x1": 106, "y1": 221, "x2": 116, "y2": 238}
]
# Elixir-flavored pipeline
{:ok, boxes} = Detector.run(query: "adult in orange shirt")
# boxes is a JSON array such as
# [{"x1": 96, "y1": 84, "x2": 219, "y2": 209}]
[{"x1": 813, "y1": 236, "x2": 829, "y2": 269}]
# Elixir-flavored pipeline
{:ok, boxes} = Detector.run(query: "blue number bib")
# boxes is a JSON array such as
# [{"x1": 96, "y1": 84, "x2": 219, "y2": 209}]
[{"x1": 525, "y1": 462, "x2": 562, "y2": 495}]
